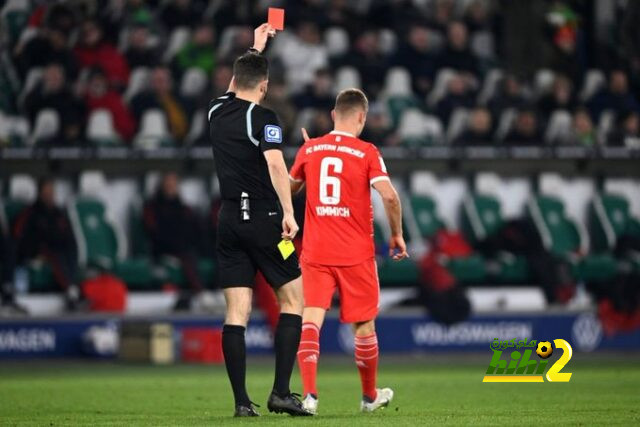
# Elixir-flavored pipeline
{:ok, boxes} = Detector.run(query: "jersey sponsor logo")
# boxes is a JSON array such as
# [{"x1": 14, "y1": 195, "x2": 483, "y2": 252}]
[
  {"x1": 315, "y1": 206, "x2": 351, "y2": 217},
  {"x1": 264, "y1": 125, "x2": 282, "y2": 143}
]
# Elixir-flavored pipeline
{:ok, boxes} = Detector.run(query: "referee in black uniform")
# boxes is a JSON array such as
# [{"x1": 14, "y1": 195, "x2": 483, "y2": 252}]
[{"x1": 208, "y1": 24, "x2": 309, "y2": 417}]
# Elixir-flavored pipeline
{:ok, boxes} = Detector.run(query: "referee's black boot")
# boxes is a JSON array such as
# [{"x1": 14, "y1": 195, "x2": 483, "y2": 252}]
[
  {"x1": 234, "y1": 402, "x2": 260, "y2": 417},
  {"x1": 267, "y1": 391, "x2": 313, "y2": 416}
]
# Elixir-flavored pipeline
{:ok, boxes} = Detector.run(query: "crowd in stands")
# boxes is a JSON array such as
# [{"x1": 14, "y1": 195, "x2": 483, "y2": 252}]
[{"x1": 0, "y1": 0, "x2": 639, "y2": 148}]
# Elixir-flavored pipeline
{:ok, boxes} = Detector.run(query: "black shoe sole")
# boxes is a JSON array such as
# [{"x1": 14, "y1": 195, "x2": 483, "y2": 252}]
[{"x1": 267, "y1": 405, "x2": 313, "y2": 416}]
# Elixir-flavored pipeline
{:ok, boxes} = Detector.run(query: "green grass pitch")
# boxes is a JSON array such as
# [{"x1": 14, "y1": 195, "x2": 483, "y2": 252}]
[{"x1": 1, "y1": 355, "x2": 639, "y2": 425}]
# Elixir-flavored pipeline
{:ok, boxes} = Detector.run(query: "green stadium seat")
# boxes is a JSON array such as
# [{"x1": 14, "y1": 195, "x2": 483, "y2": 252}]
[
  {"x1": 446, "y1": 254, "x2": 487, "y2": 284},
  {"x1": 528, "y1": 195, "x2": 617, "y2": 282},
  {"x1": 377, "y1": 258, "x2": 419, "y2": 287},
  {"x1": 26, "y1": 261, "x2": 56, "y2": 292},
  {"x1": 410, "y1": 195, "x2": 445, "y2": 239},
  {"x1": 386, "y1": 96, "x2": 421, "y2": 129},
  {"x1": 589, "y1": 193, "x2": 640, "y2": 252},
  {"x1": 461, "y1": 194, "x2": 530, "y2": 283}
]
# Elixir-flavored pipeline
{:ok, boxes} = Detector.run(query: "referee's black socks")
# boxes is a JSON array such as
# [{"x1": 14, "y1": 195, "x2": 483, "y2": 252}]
[
  {"x1": 222, "y1": 324, "x2": 251, "y2": 407},
  {"x1": 272, "y1": 313, "x2": 302, "y2": 396}
]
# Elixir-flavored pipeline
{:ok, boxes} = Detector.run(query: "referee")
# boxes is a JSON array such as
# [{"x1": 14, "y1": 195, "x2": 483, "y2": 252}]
[{"x1": 208, "y1": 24, "x2": 310, "y2": 417}]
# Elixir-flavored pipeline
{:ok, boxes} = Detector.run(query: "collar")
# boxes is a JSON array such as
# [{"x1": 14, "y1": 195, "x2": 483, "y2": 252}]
[{"x1": 330, "y1": 130, "x2": 355, "y2": 137}]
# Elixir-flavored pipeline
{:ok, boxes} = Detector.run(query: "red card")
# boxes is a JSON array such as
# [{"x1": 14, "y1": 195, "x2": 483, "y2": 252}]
[{"x1": 268, "y1": 7, "x2": 285, "y2": 31}]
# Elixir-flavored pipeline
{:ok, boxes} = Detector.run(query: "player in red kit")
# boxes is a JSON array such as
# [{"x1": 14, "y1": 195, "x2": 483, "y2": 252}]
[{"x1": 289, "y1": 89, "x2": 408, "y2": 414}]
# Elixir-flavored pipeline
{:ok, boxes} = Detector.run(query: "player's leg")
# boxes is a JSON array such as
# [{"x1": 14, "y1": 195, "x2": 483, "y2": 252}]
[
  {"x1": 272, "y1": 276, "x2": 303, "y2": 397},
  {"x1": 222, "y1": 287, "x2": 254, "y2": 414},
  {"x1": 297, "y1": 260, "x2": 335, "y2": 412},
  {"x1": 337, "y1": 258, "x2": 393, "y2": 412}
]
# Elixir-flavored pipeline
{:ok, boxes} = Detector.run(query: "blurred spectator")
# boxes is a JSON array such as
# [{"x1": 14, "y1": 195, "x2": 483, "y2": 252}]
[
  {"x1": 293, "y1": 68, "x2": 334, "y2": 110},
  {"x1": 84, "y1": 67, "x2": 136, "y2": 141},
  {"x1": 588, "y1": 70, "x2": 640, "y2": 121},
  {"x1": 438, "y1": 21, "x2": 480, "y2": 77},
  {"x1": 173, "y1": 23, "x2": 216, "y2": 76},
  {"x1": 360, "y1": 103, "x2": 396, "y2": 146},
  {"x1": 24, "y1": 63, "x2": 86, "y2": 144},
  {"x1": 464, "y1": 0, "x2": 494, "y2": 33},
  {"x1": 369, "y1": 0, "x2": 426, "y2": 33},
  {"x1": 272, "y1": 21, "x2": 328, "y2": 93},
  {"x1": 562, "y1": 108, "x2": 596, "y2": 146},
  {"x1": 608, "y1": 111, "x2": 640, "y2": 148},
  {"x1": 307, "y1": 110, "x2": 333, "y2": 137},
  {"x1": 218, "y1": 26, "x2": 253, "y2": 63},
  {"x1": 160, "y1": 0, "x2": 201, "y2": 32},
  {"x1": 393, "y1": 24, "x2": 438, "y2": 97},
  {"x1": 545, "y1": 3, "x2": 583, "y2": 85},
  {"x1": 488, "y1": 75, "x2": 529, "y2": 117},
  {"x1": 13, "y1": 178, "x2": 81, "y2": 310},
  {"x1": 344, "y1": 30, "x2": 388, "y2": 97},
  {"x1": 435, "y1": 73, "x2": 475, "y2": 124},
  {"x1": 454, "y1": 107, "x2": 493, "y2": 145},
  {"x1": 15, "y1": 27, "x2": 78, "y2": 80},
  {"x1": 211, "y1": 63, "x2": 233, "y2": 96},
  {"x1": 74, "y1": 20, "x2": 130, "y2": 90},
  {"x1": 143, "y1": 173, "x2": 204, "y2": 298},
  {"x1": 262, "y1": 81, "x2": 297, "y2": 140},
  {"x1": 130, "y1": 67, "x2": 189, "y2": 141},
  {"x1": 621, "y1": 0, "x2": 640, "y2": 94},
  {"x1": 124, "y1": 24, "x2": 160, "y2": 69},
  {"x1": 504, "y1": 109, "x2": 542, "y2": 144},
  {"x1": 537, "y1": 74, "x2": 576, "y2": 119}
]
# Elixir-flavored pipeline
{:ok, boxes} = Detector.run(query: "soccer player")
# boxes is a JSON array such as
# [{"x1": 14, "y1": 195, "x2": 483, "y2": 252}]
[{"x1": 290, "y1": 88, "x2": 408, "y2": 414}]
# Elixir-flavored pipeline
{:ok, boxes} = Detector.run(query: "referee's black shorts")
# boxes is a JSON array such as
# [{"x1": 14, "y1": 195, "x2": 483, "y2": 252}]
[{"x1": 216, "y1": 199, "x2": 301, "y2": 289}]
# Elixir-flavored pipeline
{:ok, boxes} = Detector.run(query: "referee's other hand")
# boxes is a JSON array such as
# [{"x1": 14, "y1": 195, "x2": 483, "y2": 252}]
[{"x1": 281, "y1": 213, "x2": 299, "y2": 240}]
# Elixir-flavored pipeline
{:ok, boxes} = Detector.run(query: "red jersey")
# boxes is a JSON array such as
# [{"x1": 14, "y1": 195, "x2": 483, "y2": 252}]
[{"x1": 290, "y1": 131, "x2": 389, "y2": 266}]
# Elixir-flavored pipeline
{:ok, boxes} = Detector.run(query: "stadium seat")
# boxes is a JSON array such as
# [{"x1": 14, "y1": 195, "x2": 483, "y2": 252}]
[
  {"x1": 427, "y1": 68, "x2": 456, "y2": 107},
  {"x1": 527, "y1": 195, "x2": 617, "y2": 282},
  {"x1": 471, "y1": 31, "x2": 495, "y2": 60},
  {"x1": 447, "y1": 108, "x2": 470, "y2": 142},
  {"x1": 545, "y1": 110, "x2": 572, "y2": 144},
  {"x1": 185, "y1": 109, "x2": 206, "y2": 145},
  {"x1": 461, "y1": 194, "x2": 530, "y2": 283},
  {"x1": 495, "y1": 108, "x2": 517, "y2": 140},
  {"x1": 134, "y1": 109, "x2": 172, "y2": 149},
  {"x1": 29, "y1": 109, "x2": 59, "y2": 145},
  {"x1": 397, "y1": 109, "x2": 443, "y2": 146},
  {"x1": 381, "y1": 67, "x2": 421, "y2": 128},
  {"x1": 379, "y1": 29, "x2": 398, "y2": 55},
  {"x1": 87, "y1": 109, "x2": 120, "y2": 144},
  {"x1": 410, "y1": 195, "x2": 445, "y2": 239},
  {"x1": 180, "y1": 68, "x2": 208, "y2": 98},
  {"x1": 477, "y1": 69, "x2": 503, "y2": 105},
  {"x1": 579, "y1": 69, "x2": 606, "y2": 102},
  {"x1": 324, "y1": 27, "x2": 349, "y2": 57},
  {"x1": 163, "y1": 27, "x2": 191, "y2": 63},
  {"x1": 589, "y1": 193, "x2": 640, "y2": 252},
  {"x1": 534, "y1": 69, "x2": 555, "y2": 97},
  {"x1": 18, "y1": 67, "x2": 42, "y2": 109},
  {"x1": 69, "y1": 196, "x2": 154, "y2": 288},
  {"x1": 123, "y1": 67, "x2": 150, "y2": 103},
  {"x1": 9, "y1": 174, "x2": 36, "y2": 202},
  {"x1": 333, "y1": 66, "x2": 362, "y2": 93}
]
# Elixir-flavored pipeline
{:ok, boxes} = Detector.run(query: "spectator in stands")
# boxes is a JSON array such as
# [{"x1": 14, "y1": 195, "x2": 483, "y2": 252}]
[
  {"x1": 217, "y1": 26, "x2": 253, "y2": 63},
  {"x1": 173, "y1": 23, "x2": 216, "y2": 76},
  {"x1": 211, "y1": 63, "x2": 233, "y2": 96},
  {"x1": 0, "y1": 228, "x2": 27, "y2": 315},
  {"x1": 84, "y1": 67, "x2": 136, "y2": 142},
  {"x1": 15, "y1": 26, "x2": 78, "y2": 81},
  {"x1": 272, "y1": 21, "x2": 328, "y2": 93},
  {"x1": 74, "y1": 20, "x2": 130, "y2": 90},
  {"x1": 435, "y1": 73, "x2": 476, "y2": 124},
  {"x1": 393, "y1": 24, "x2": 438, "y2": 97},
  {"x1": 487, "y1": 74, "x2": 529, "y2": 118},
  {"x1": 124, "y1": 23, "x2": 160, "y2": 69},
  {"x1": 537, "y1": 74, "x2": 576, "y2": 120},
  {"x1": 454, "y1": 107, "x2": 494, "y2": 145},
  {"x1": 588, "y1": 70, "x2": 640, "y2": 121},
  {"x1": 504, "y1": 109, "x2": 543, "y2": 144},
  {"x1": 547, "y1": 26, "x2": 582, "y2": 85},
  {"x1": 261, "y1": 80, "x2": 297, "y2": 141},
  {"x1": 293, "y1": 68, "x2": 334, "y2": 111},
  {"x1": 130, "y1": 67, "x2": 189, "y2": 141},
  {"x1": 438, "y1": 21, "x2": 480, "y2": 77},
  {"x1": 360, "y1": 102, "x2": 397, "y2": 146},
  {"x1": 24, "y1": 63, "x2": 86, "y2": 145},
  {"x1": 143, "y1": 173, "x2": 204, "y2": 304},
  {"x1": 608, "y1": 110, "x2": 640, "y2": 148},
  {"x1": 13, "y1": 178, "x2": 82, "y2": 310},
  {"x1": 306, "y1": 110, "x2": 333, "y2": 138},
  {"x1": 160, "y1": 0, "x2": 202, "y2": 32},
  {"x1": 621, "y1": 0, "x2": 640, "y2": 96},
  {"x1": 343, "y1": 30, "x2": 388, "y2": 98},
  {"x1": 563, "y1": 108, "x2": 596, "y2": 146}
]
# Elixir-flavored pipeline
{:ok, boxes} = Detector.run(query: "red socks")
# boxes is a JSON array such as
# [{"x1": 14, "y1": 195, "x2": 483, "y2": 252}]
[
  {"x1": 297, "y1": 322, "x2": 320, "y2": 397},
  {"x1": 354, "y1": 333, "x2": 379, "y2": 401}
]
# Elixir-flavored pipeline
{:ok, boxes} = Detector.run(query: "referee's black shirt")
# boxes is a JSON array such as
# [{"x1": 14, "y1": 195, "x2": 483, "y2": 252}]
[{"x1": 208, "y1": 92, "x2": 284, "y2": 201}]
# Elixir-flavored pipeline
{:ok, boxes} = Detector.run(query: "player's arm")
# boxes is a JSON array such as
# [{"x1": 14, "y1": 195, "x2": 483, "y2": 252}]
[
  {"x1": 373, "y1": 180, "x2": 408, "y2": 260},
  {"x1": 226, "y1": 23, "x2": 275, "y2": 93},
  {"x1": 264, "y1": 150, "x2": 298, "y2": 240}
]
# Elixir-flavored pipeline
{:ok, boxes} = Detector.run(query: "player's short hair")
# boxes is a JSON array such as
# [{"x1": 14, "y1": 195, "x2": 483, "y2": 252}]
[
  {"x1": 334, "y1": 88, "x2": 369, "y2": 116},
  {"x1": 233, "y1": 53, "x2": 269, "y2": 90}
]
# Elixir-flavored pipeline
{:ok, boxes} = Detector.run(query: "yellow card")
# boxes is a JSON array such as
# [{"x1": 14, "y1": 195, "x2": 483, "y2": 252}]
[{"x1": 277, "y1": 239, "x2": 295, "y2": 260}]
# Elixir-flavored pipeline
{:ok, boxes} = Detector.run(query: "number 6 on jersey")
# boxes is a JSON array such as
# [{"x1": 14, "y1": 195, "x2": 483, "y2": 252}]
[{"x1": 319, "y1": 157, "x2": 343, "y2": 205}]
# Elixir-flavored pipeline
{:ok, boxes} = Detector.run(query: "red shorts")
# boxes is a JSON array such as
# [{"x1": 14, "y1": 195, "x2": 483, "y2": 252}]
[{"x1": 301, "y1": 257, "x2": 379, "y2": 323}]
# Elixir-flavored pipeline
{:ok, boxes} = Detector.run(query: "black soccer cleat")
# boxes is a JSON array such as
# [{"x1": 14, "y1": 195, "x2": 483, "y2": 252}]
[
  {"x1": 267, "y1": 391, "x2": 313, "y2": 416},
  {"x1": 234, "y1": 403, "x2": 260, "y2": 417}
]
